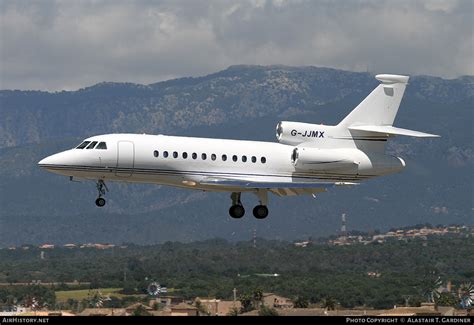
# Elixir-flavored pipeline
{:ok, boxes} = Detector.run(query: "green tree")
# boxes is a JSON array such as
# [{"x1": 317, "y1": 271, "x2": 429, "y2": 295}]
[
  {"x1": 121, "y1": 281, "x2": 138, "y2": 294},
  {"x1": 227, "y1": 306, "x2": 240, "y2": 316},
  {"x1": 86, "y1": 290, "x2": 104, "y2": 308},
  {"x1": 436, "y1": 293, "x2": 458, "y2": 307},
  {"x1": 89, "y1": 278, "x2": 100, "y2": 289},
  {"x1": 253, "y1": 289, "x2": 264, "y2": 309},
  {"x1": 293, "y1": 296, "x2": 309, "y2": 308},
  {"x1": 321, "y1": 297, "x2": 336, "y2": 310},
  {"x1": 151, "y1": 302, "x2": 161, "y2": 311},
  {"x1": 239, "y1": 293, "x2": 254, "y2": 313},
  {"x1": 258, "y1": 305, "x2": 279, "y2": 316},
  {"x1": 195, "y1": 300, "x2": 209, "y2": 316},
  {"x1": 132, "y1": 305, "x2": 151, "y2": 316}
]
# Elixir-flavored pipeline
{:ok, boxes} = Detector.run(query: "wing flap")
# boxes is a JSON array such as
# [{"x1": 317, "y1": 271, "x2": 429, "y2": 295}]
[
  {"x1": 199, "y1": 177, "x2": 357, "y2": 196},
  {"x1": 200, "y1": 177, "x2": 334, "y2": 188}
]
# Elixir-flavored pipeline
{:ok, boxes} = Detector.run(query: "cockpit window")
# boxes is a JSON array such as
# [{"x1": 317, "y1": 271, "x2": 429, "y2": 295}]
[
  {"x1": 76, "y1": 141, "x2": 91, "y2": 149},
  {"x1": 96, "y1": 142, "x2": 107, "y2": 150},
  {"x1": 86, "y1": 141, "x2": 98, "y2": 149}
]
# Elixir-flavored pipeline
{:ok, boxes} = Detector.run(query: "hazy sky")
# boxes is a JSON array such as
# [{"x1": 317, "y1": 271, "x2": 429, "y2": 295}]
[{"x1": 1, "y1": 0, "x2": 473, "y2": 90}]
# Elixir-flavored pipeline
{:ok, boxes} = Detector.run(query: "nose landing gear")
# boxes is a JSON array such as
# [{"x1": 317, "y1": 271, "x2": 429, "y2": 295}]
[
  {"x1": 95, "y1": 180, "x2": 108, "y2": 207},
  {"x1": 95, "y1": 197, "x2": 106, "y2": 207}
]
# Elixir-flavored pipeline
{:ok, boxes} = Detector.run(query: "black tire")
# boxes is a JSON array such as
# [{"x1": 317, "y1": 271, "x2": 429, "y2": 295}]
[
  {"x1": 253, "y1": 205, "x2": 268, "y2": 219},
  {"x1": 229, "y1": 205, "x2": 245, "y2": 218},
  {"x1": 95, "y1": 197, "x2": 106, "y2": 207}
]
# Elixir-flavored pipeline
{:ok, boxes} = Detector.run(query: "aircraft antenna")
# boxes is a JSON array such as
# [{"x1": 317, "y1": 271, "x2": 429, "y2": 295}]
[
  {"x1": 253, "y1": 229, "x2": 257, "y2": 248},
  {"x1": 341, "y1": 213, "x2": 347, "y2": 234},
  {"x1": 341, "y1": 213, "x2": 347, "y2": 242}
]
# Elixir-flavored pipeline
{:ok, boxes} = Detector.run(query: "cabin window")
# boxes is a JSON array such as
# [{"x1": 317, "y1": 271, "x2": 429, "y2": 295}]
[
  {"x1": 76, "y1": 141, "x2": 91, "y2": 149},
  {"x1": 242, "y1": 156, "x2": 247, "y2": 163},
  {"x1": 222, "y1": 154, "x2": 227, "y2": 161},
  {"x1": 192, "y1": 153, "x2": 197, "y2": 159},
  {"x1": 251, "y1": 156, "x2": 257, "y2": 163},
  {"x1": 86, "y1": 141, "x2": 98, "y2": 149},
  {"x1": 211, "y1": 154, "x2": 216, "y2": 161},
  {"x1": 96, "y1": 142, "x2": 107, "y2": 150},
  {"x1": 153, "y1": 150, "x2": 159, "y2": 157},
  {"x1": 261, "y1": 157, "x2": 266, "y2": 164},
  {"x1": 163, "y1": 151, "x2": 169, "y2": 158},
  {"x1": 232, "y1": 155, "x2": 238, "y2": 162},
  {"x1": 173, "y1": 151, "x2": 178, "y2": 158},
  {"x1": 182, "y1": 152, "x2": 188, "y2": 159},
  {"x1": 202, "y1": 153, "x2": 207, "y2": 160}
]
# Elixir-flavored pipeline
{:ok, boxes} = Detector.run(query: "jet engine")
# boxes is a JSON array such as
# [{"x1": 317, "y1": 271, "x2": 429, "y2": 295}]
[
  {"x1": 290, "y1": 147, "x2": 358, "y2": 171},
  {"x1": 290, "y1": 147, "x2": 405, "y2": 175},
  {"x1": 276, "y1": 121, "x2": 329, "y2": 145}
]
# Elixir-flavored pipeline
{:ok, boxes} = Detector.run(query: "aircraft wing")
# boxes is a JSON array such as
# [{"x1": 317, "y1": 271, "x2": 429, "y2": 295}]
[{"x1": 199, "y1": 177, "x2": 357, "y2": 196}]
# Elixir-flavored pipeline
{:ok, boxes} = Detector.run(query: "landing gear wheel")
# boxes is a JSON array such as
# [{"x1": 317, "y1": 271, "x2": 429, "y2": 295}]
[
  {"x1": 253, "y1": 205, "x2": 268, "y2": 219},
  {"x1": 229, "y1": 205, "x2": 245, "y2": 219},
  {"x1": 94, "y1": 180, "x2": 108, "y2": 207},
  {"x1": 95, "y1": 197, "x2": 106, "y2": 207}
]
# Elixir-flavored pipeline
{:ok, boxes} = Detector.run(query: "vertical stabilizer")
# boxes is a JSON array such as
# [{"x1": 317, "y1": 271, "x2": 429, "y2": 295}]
[{"x1": 338, "y1": 74, "x2": 409, "y2": 127}]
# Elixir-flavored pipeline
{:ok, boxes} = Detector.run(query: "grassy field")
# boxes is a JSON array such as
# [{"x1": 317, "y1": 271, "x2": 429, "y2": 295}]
[{"x1": 55, "y1": 288, "x2": 138, "y2": 302}]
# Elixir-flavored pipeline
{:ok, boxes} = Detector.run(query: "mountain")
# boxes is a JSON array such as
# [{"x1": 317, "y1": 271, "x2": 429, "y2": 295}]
[{"x1": 0, "y1": 65, "x2": 472, "y2": 246}]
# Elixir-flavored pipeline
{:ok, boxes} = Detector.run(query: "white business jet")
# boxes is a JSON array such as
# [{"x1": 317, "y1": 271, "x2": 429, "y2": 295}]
[{"x1": 38, "y1": 74, "x2": 439, "y2": 219}]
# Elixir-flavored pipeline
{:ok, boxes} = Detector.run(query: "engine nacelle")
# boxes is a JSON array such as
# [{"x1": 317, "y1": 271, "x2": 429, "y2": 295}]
[
  {"x1": 367, "y1": 155, "x2": 406, "y2": 176},
  {"x1": 276, "y1": 121, "x2": 331, "y2": 145},
  {"x1": 291, "y1": 147, "x2": 406, "y2": 175},
  {"x1": 291, "y1": 147, "x2": 359, "y2": 171}
]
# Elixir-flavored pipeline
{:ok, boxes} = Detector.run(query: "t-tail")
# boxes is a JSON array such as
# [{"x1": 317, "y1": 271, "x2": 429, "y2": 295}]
[
  {"x1": 276, "y1": 73, "x2": 439, "y2": 149},
  {"x1": 275, "y1": 73, "x2": 439, "y2": 176},
  {"x1": 338, "y1": 74, "x2": 440, "y2": 138}
]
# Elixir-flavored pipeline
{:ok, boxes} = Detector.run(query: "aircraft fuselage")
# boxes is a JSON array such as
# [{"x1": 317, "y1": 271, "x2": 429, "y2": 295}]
[{"x1": 38, "y1": 74, "x2": 438, "y2": 219}]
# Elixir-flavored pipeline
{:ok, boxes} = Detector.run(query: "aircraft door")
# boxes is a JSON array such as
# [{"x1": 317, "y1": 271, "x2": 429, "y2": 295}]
[{"x1": 116, "y1": 141, "x2": 135, "y2": 177}]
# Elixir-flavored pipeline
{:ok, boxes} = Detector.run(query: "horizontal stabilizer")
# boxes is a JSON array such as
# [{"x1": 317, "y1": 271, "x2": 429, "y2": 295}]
[
  {"x1": 375, "y1": 74, "x2": 409, "y2": 84},
  {"x1": 348, "y1": 125, "x2": 440, "y2": 138}
]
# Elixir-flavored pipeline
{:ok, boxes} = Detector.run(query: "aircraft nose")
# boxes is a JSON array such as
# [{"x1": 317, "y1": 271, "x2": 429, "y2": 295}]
[
  {"x1": 38, "y1": 155, "x2": 56, "y2": 167},
  {"x1": 38, "y1": 152, "x2": 69, "y2": 169},
  {"x1": 38, "y1": 156, "x2": 52, "y2": 166},
  {"x1": 38, "y1": 151, "x2": 76, "y2": 176}
]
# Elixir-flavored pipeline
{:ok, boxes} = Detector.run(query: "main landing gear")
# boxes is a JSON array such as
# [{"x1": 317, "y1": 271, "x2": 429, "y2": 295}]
[
  {"x1": 253, "y1": 205, "x2": 269, "y2": 219},
  {"x1": 95, "y1": 180, "x2": 108, "y2": 207},
  {"x1": 229, "y1": 190, "x2": 269, "y2": 219},
  {"x1": 229, "y1": 192, "x2": 245, "y2": 218}
]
